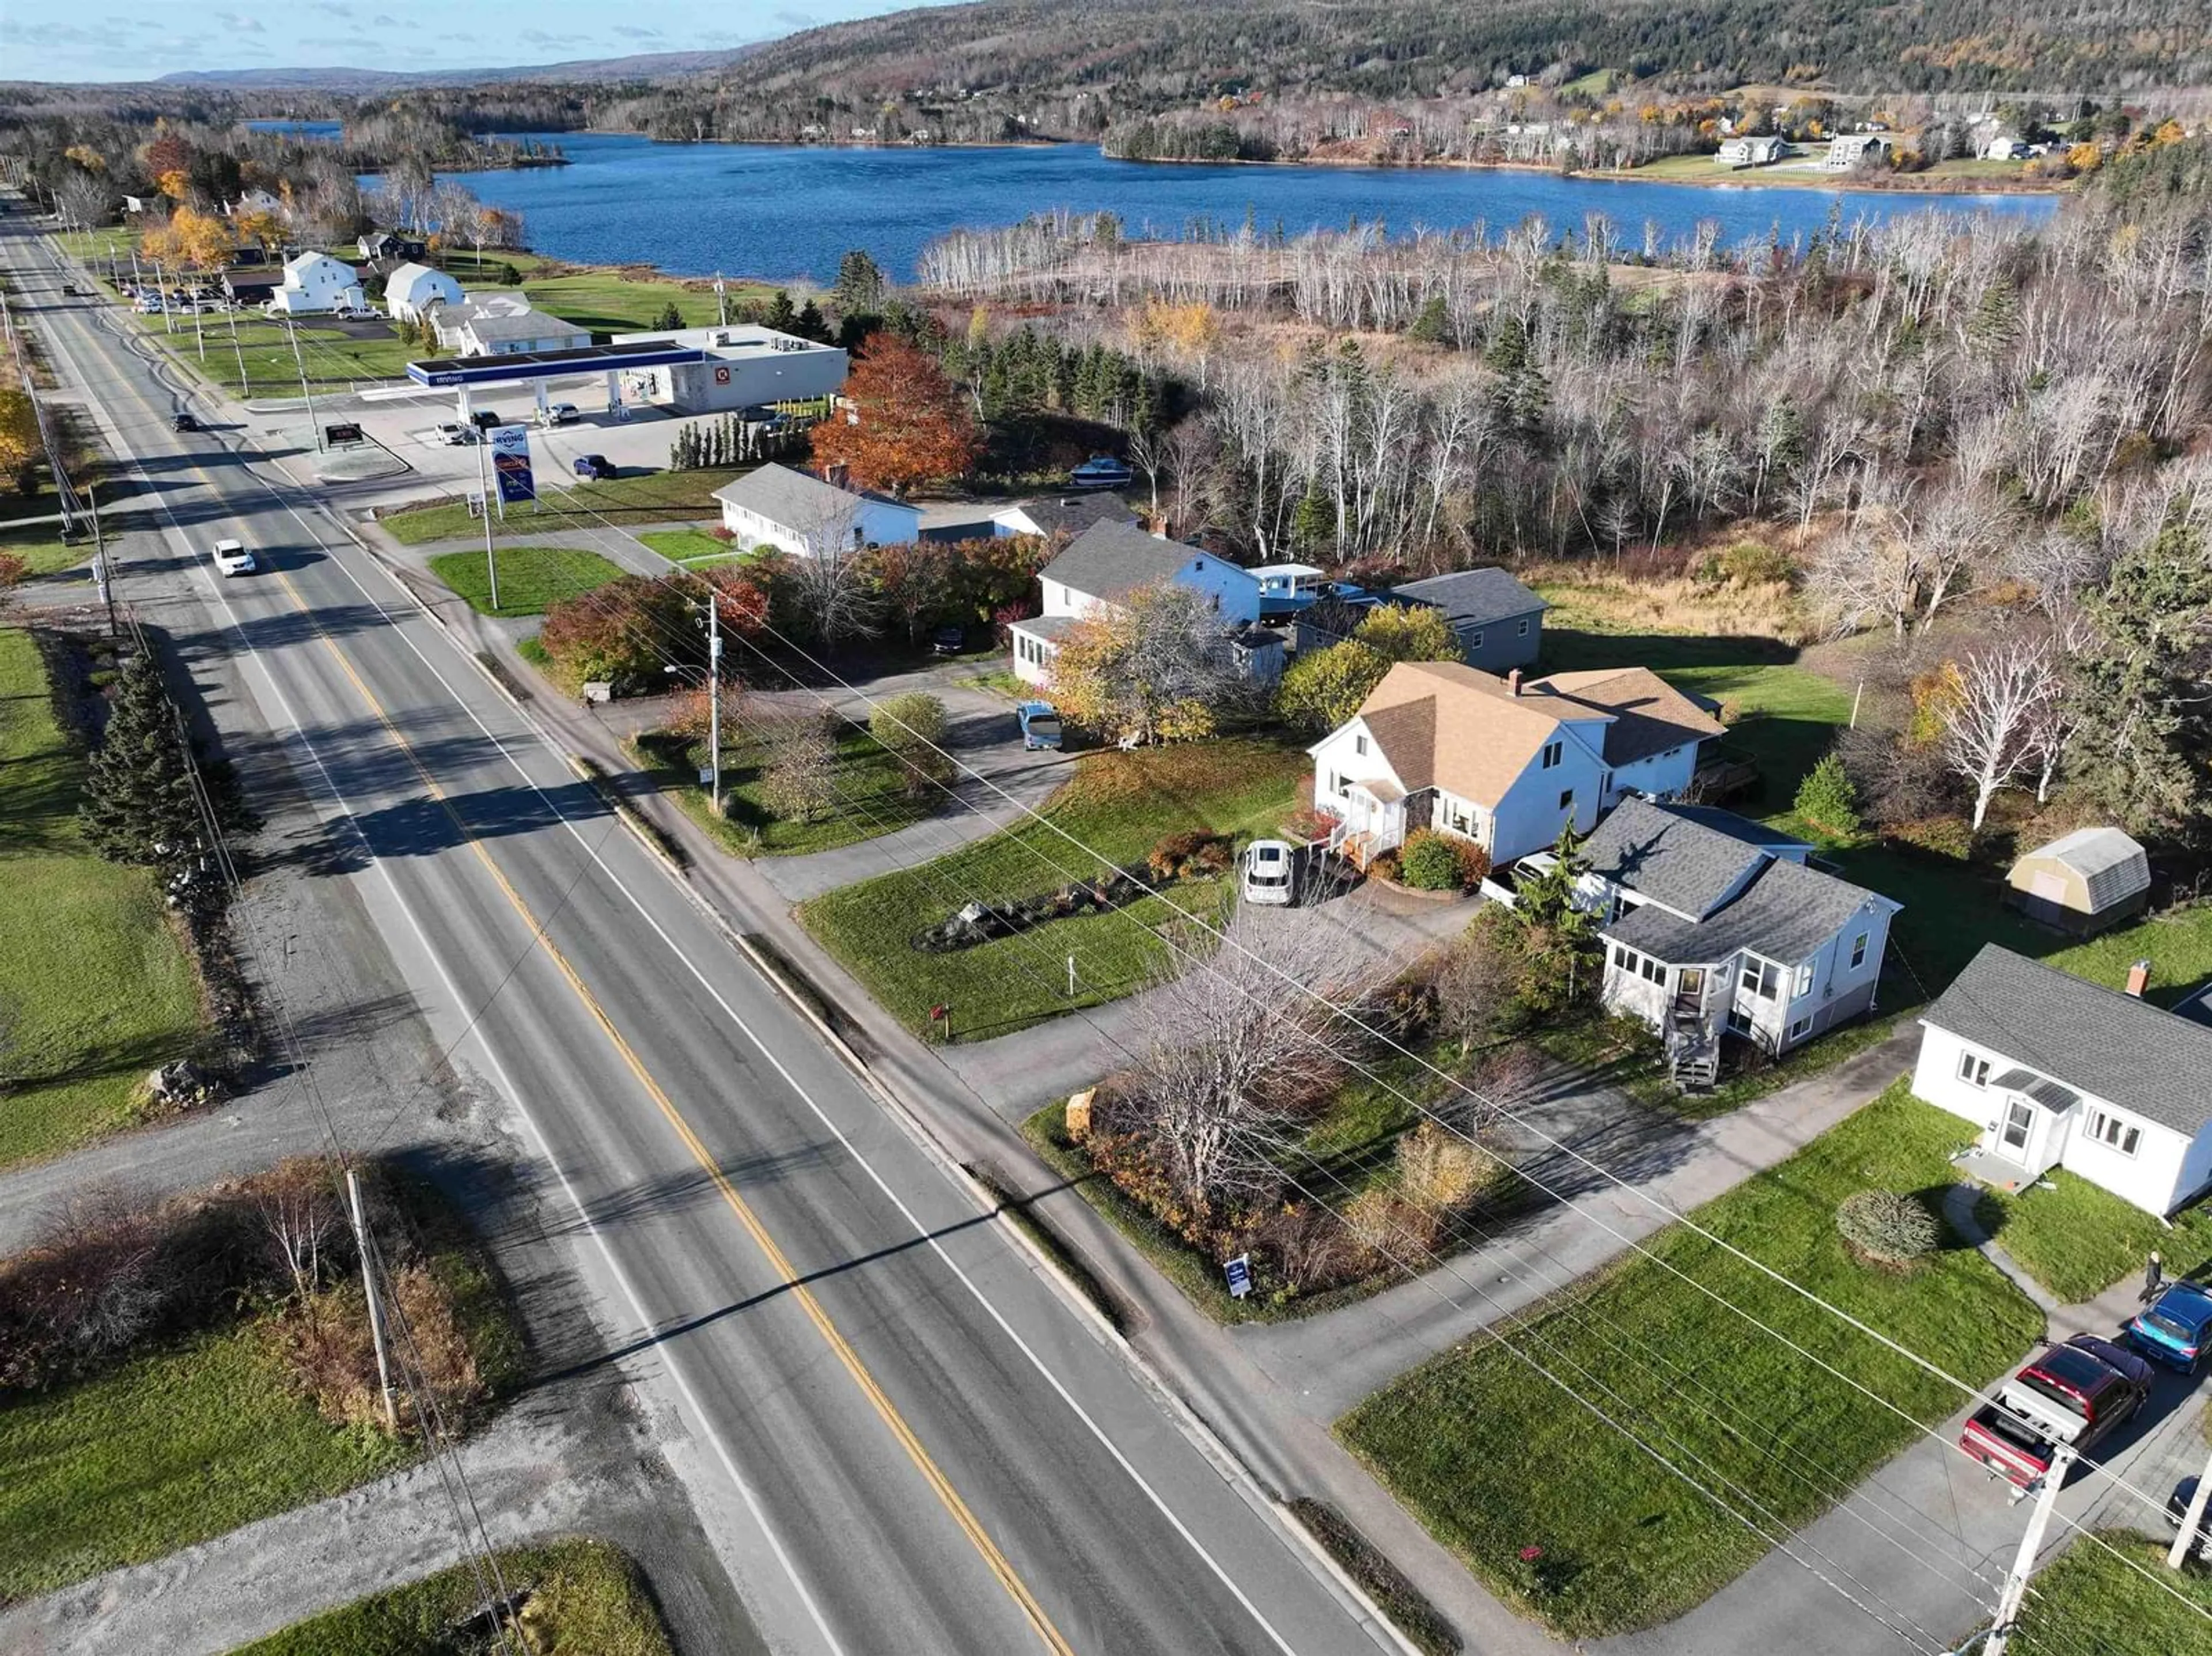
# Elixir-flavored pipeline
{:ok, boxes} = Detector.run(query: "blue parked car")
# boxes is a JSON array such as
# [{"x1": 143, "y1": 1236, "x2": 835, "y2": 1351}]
[
  {"x1": 2128, "y1": 1283, "x2": 2212, "y2": 1374},
  {"x1": 1016, "y1": 700, "x2": 1062, "y2": 750}
]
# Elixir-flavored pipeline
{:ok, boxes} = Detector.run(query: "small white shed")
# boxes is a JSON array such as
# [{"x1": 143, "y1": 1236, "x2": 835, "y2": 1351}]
[{"x1": 2008, "y1": 827, "x2": 2151, "y2": 935}]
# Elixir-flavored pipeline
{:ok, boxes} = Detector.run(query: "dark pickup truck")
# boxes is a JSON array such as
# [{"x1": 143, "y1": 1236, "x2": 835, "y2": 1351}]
[{"x1": 1959, "y1": 1333, "x2": 2154, "y2": 1488}]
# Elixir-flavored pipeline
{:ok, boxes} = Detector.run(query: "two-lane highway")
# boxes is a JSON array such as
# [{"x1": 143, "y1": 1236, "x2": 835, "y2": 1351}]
[{"x1": 3, "y1": 217, "x2": 1396, "y2": 1655}]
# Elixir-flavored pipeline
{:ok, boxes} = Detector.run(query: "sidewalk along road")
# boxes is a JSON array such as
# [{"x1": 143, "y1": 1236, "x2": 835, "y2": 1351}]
[{"x1": 8, "y1": 216, "x2": 1400, "y2": 1656}]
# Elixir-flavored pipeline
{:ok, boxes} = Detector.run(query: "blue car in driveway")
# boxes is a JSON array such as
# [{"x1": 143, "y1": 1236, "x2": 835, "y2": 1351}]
[
  {"x1": 2128, "y1": 1283, "x2": 2212, "y2": 1374},
  {"x1": 1016, "y1": 700, "x2": 1062, "y2": 750}
]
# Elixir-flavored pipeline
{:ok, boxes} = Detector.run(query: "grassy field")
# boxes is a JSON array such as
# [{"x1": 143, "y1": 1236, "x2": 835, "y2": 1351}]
[
  {"x1": 1338, "y1": 1082, "x2": 2044, "y2": 1638},
  {"x1": 637, "y1": 721, "x2": 939, "y2": 857},
  {"x1": 439, "y1": 248, "x2": 779, "y2": 335},
  {"x1": 638, "y1": 528, "x2": 736, "y2": 562},
  {"x1": 800, "y1": 738, "x2": 1308, "y2": 1039},
  {"x1": 0, "y1": 1165, "x2": 520, "y2": 1605},
  {"x1": 0, "y1": 522, "x2": 89, "y2": 578},
  {"x1": 1978, "y1": 1169, "x2": 2212, "y2": 1304},
  {"x1": 426, "y1": 544, "x2": 627, "y2": 618},
  {"x1": 0, "y1": 628, "x2": 205, "y2": 1169},
  {"x1": 2004, "y1": 1532, "x2": 2212, "y2": 1655},
  {"x1": 234, "y1": 1538, "x2": 673, "y2": 1656},
  {"x1": 0, "y1": 1323, "x2": 411, "y2": 1603},
  {"x1": 380, "y1": 469, "x2": 746, "y2": 545}
]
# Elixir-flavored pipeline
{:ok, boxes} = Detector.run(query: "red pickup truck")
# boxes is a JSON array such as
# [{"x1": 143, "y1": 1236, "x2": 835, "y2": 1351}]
[{"x1": 1959, "y1": 1334, "x2": 2154, "y2": 1488}]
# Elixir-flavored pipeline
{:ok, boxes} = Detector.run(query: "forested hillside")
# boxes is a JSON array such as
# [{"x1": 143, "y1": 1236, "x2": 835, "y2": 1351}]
[{"x1": 597, "y1": 0, "x2": 2212, "y2": 146}]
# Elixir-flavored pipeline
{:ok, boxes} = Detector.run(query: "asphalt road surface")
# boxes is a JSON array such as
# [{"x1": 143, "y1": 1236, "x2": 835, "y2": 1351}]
[{"x1": 3, "y1": 215, "x2": 1395, "y2": 1656}]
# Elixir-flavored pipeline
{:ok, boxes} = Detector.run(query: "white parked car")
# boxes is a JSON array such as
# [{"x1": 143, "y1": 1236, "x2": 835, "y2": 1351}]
[
  {"x1": 539, "y1": 402, "x2": 579, "y2": 426},
  {"x1": 435, "y1": 422, "x2": 476, "y2": 446},
  {"x1": 211, "y1": 538, "x2": 257, "y2": 577},
  {"x1": 1242, "y1": 839, "x2": 1296, "y2": 906}
]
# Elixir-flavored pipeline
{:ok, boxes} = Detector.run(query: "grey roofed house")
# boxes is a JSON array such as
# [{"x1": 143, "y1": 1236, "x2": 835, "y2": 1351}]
[
  {"x1": 1582, "y1": 795, "x2": 1806, "y2": 920},
  {"x1": 995, "y1": 493, "x2": 1137, "y2": 539},
  {"x1": 1604, "y1": 854, "x2": 1889, "y2": 967},
  {"x1": 1392, "y1": 567, "x2": 1548, "y2": 631},
  {"x1": 1039, "y1": 518, "x2": 1209, "y2": 603},
  {"x1": 1921, "y1": 943, "x2": 2212, "y2": 1136},
  {"x1": 714, "y1": 461, "x2": 896, "y2": 520},
  {"x1": 451, "y1": 306, "x2": 589, "y2": 345}
]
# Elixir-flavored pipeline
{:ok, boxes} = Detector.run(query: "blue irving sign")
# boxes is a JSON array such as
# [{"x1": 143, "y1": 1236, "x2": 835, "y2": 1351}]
[{"x1": 489, "y1": 425, "x2": 535, "y2": 503}]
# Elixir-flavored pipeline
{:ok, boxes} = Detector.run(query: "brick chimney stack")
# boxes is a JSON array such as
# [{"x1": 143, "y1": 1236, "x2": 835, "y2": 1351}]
[
  {"x1": 1506, "y1": 668, "x2": 1522, "y2": 696},
  {"x1": 2125, "y1": 958, "x2": 2152, "y2": 998}
]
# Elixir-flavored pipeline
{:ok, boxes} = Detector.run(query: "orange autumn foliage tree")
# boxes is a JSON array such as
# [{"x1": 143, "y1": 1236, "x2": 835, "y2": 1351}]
[{"x1": 808, "y1": 333, "x2": 980, "y2": 497}]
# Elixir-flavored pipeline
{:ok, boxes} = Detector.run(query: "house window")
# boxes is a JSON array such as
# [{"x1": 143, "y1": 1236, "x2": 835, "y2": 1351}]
[
  {"x1": 1741, "y1": 959, "x2": 1780, "y2": 999},
  {"x1": 1518, "y1": 619, "x2": 1531, "y2": 636},
  {"x1": 1794, "y1": 962, "x2": 1813, "y2": 998},
  {"x1": 1612, "y1": 943, "x2": 1632, "y2": 971},
  {"x1": 1850, "y1": 932, "x2": 1869, "y2": 969},
  {"x1": 1790, "y1": 1015, "x2": 1813, "y2": 1040},
  {"x1": 1541, "y1": 740, "x2": 1563, "y2": 770},
  {"x1": 1558, "y1": 788, "x2": 1574, "y2": 813},
  {"x1": 1641, "y1": 956, "x2": 1664, "y2": 984},
  {"x1": 1448, "y1": 799, "x2": 1470, "y2": 833},
  {"x1": 1354, "y1": 734, "x2": 1368, "y2": 756},
  {"x1": 2088, "y1": 1111, "x2": 2142, "y2": 1157},
  {"x1": 1468, "y1": 630, "x2": 1484, "y2": 650},
  {"x1": 1958, "y1": 1051, "x2": 1991, "y2": 1087},
  {"x1": 1727, "y1": 1006, "x2": 1755, "y2": 1037},
  {"x1": 1332, "y1": 772, "x2": 1349, "y2": 798}
]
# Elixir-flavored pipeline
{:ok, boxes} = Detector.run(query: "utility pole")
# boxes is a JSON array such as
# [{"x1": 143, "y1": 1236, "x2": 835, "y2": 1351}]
[
  {"x1": 715, "y1": 272, "x2": 728, "y2": 327},
  {"x1": 2167, "y1": 1441, "x2": 2212, "y2": 1569},
  {"x1": 88, "y1": 481, "x2": 115, "y2": 635},
  {"x1": 344, "y1": 1168, "x2": 400, "y2": 1434},
  {"x1": 227, "y1": 302, "x2": 248, "y2": 395},
  {"x1": 475, "y1": 433, "x2": 501, "y2": 612},
  {"x1": 1979, "y1": 1444, "x2": 2075, "y2": 1656},
  {"x1": 283, "y1": 316, "x2": 321, "y2": 451},
  {"x1": 705, "y1": 593, "x2": 723, "y2": 815}
]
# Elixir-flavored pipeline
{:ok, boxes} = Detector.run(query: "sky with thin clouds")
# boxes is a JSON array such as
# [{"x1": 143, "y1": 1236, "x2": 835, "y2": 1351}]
[{"x1": 1, "y1": 0, "x2": 911, "y2": 82}]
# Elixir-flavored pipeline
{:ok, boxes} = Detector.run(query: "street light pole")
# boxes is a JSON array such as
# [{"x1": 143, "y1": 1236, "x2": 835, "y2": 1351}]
[
  {"x1": 475, "y1": 433, "x2": 499, "y2": 612},
  {"x1": 707, "y1": 593, "x2": 722, "y2": 816},
  {"x1": 283, "y1": 315, "x2": 321, "y2": 451}
]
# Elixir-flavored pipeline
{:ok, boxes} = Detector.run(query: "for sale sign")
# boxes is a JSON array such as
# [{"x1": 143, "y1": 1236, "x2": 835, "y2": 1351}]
[{"x1": 489, "y1": 423, "x2": 535, "y2": 503}]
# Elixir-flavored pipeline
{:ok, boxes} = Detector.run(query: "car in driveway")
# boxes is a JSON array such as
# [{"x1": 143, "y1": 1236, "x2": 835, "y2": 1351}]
[
  {"x1": 1068, "y1": 453, "x2": 1132, "y2": 490},
  {"x1": 1242, "y1": 839, "x2": 1296, "y2": 905},
  {"x1": 2128, "y1": 1283, "x2": 2212, "y2": 1373},
  {"x1": 930, "y1": 624, "x2": 967, "y2": 657},
  {"x1": 1959, "y1": 1333, "x2": 2154, "y2": 1488},
  {"x1": 211, "y1": 538, "x2": 257, "y2": 577},
  {"x1": 573, "y1": 453, "x2": 616, "y2": 480},
  {"x1": 1016, "y1": 700, "x2": 1062, "y2": 750}
]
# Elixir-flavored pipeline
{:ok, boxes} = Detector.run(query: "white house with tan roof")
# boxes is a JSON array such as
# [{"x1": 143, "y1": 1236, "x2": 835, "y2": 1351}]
[{"x1": 1306, "y1": 659, "x2": 1726, "y2": 869}]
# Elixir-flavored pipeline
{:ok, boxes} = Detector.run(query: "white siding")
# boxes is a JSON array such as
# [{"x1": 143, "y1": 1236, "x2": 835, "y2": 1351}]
[
  {"x1": 1603, "y1": 744, "x2": 1703, "y2": 808},
  {"x1": 1487, "y1": 736, "x2": 1606, "y2": 863}
]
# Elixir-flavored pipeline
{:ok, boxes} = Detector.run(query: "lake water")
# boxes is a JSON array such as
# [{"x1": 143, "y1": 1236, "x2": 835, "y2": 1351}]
[
  {"x1": 401, "y1": 131, "x2": 2059, "y2": 286},
  {"x1": 247, "y1": 119, "x2": 343, "y2": 140}
]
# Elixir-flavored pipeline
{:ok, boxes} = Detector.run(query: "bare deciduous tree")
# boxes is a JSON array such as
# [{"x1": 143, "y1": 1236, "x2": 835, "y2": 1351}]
[{"x1": 1942, "y1": 634, "x2": 2064, "y2": 828}]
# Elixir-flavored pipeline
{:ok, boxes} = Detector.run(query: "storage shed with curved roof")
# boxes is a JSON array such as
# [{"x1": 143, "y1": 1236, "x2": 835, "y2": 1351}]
[{"x1": 2008, "y1": 827, "x2": 2150, "y2": 935}]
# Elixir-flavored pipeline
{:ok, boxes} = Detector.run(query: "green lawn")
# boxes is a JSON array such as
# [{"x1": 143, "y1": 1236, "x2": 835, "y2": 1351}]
[
  {"x1": 431, "y1": 250, "x2": 776, "y2": 338},
  {"x1": 380, "y1": 469, "x2": 747, "y2": 545},
  {"x1": 425, "y1": 544, "x2": 627, "y2": 617},
  {"x1": 2004, "y1": 1532, "x2": 2212, "y2": 1656},
  {"x1": 635, "y1": 721, "x2": 940, "y2": 857},
  {"x1": 233, "y1": 1538, "x2": 673, "y2": 1656},
  {"x1": 1338, "y1": 1082, "x2": 2044, "y2": 1638},
  {"x1": 638, "y1": 528, "x2": 738, "y2": 562},
  {"x1": 0, "y1": 522, "x2": 88, "y2": 578},
  {"x1": 136, "y1": 310, "x2": 418, "y2": 394},
  {"x1": 0, "y1": 628, "x2": 205, "y2": 1169},
  {"x1": 800, "y1": 738, "x2": 1308, "y2": 1039},
  {"x1": 0, "y1": 1324, "x2": 410, "y2": 1603},
  {"x1": 1618, "y1": 154, "x2": 2045, "y2": 191},
  {"x1": 1978, "y1": 1170, "x2": 2212, "y2": 1305}
]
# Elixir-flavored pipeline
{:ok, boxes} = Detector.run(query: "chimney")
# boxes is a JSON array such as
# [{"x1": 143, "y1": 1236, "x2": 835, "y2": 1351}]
[
  {"x1": 823, "y1": 461, "x2": 850, "y2": 490},
  {"x1": 2125, "y1": 958, "x2": 2152, "y2": 998},
  {"x1": 1506, "y1": 668, "x2": 1522, "y2": 696}
]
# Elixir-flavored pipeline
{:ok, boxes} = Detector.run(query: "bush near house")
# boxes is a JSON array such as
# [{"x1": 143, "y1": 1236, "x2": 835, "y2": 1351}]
[{"x1": 1339, "y1": 1082, "x2": 2043, "y2": 1638}]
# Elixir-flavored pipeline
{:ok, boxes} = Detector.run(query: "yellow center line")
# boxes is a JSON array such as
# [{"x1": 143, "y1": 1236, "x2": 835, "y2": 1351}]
[{"x1": 261, "y1": 562, "x2": 1074, "y2": 1656}]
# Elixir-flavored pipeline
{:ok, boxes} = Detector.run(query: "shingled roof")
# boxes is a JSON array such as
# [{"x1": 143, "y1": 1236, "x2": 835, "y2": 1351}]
[
  {"x1": 1393, "y1": 567, "x2": 1549, "y2": 628},
  {"x1": 1605, "y1": 855, "x2": 1895, "y2": 968},
  {"x1": 1922, "y1": 944, "x2": 2212, "y2": 1137},
  {"x1": 1039, "y1": 520, "x2": 1247, "y2": 603}
]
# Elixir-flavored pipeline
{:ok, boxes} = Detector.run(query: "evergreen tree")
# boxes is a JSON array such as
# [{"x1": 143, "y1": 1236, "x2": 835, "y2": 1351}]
[
  {"x1": 795, "y1": 298, "x2": 831, "y2": 343},
  {"x1": 830, "y1": 249, "x2": 886, "y2": 316},
  {"x1": 650, "y1": 300, "x2": 685, "y2": 332},
  {"x1": 1290, "y1": 478, "x2": 1334, "y2": 555},
  {"x1": 1406, "y1": 294, "x2": 1452, "y2": 344},
  {"x1": 766, "y1": 289, "x2": 799, "y2": 333},
  {"x1": 78, "y1": 651, "x2": 204, "y2": 873},
  {"x1": 2067, "y1": 516, "x2": 2212, "y2": 831}
]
